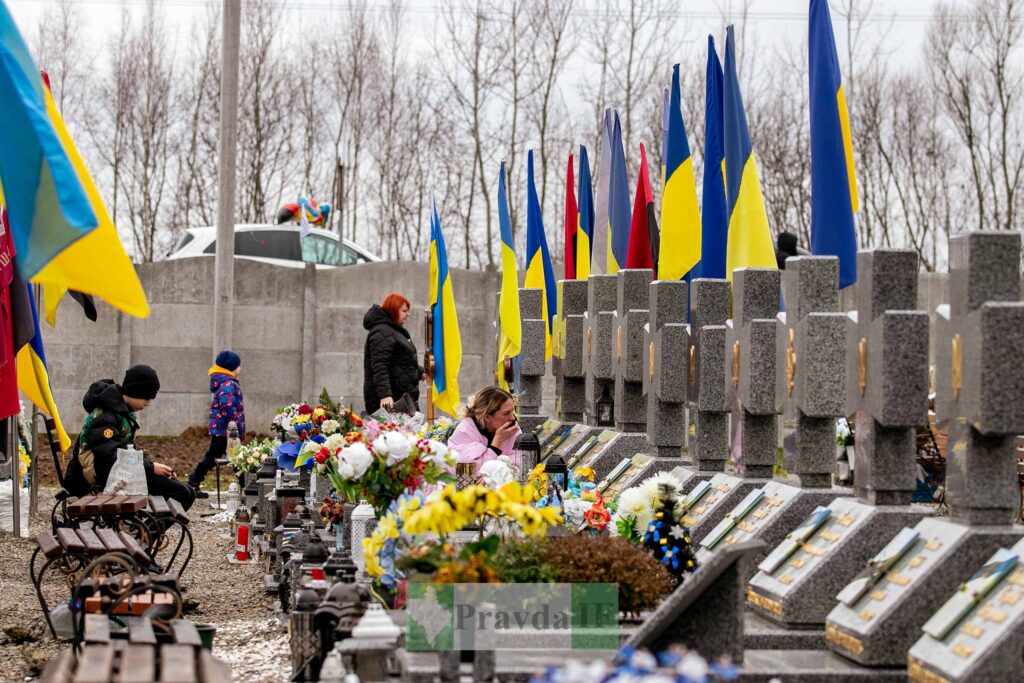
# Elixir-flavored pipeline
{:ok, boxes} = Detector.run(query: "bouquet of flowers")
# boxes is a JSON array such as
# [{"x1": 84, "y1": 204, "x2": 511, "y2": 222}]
[
  {"x1": 610, "y1": 472, "x2": 683, "y2": 543},
  {"x1": 318, "y1": 496, "x2": 346, "y2": 526},
  {"x1": 307, "y1": 427, "x2": 456, "y2": 514},
  {"x1": 230, "y1": 437, "x2": 278, "y2": 474},
  {"x1": 836, "y1": 417, "x2": 854, "y2": 447},
  {"x1": 270, "y1": 389, "x2": 363, "y2": 440}
]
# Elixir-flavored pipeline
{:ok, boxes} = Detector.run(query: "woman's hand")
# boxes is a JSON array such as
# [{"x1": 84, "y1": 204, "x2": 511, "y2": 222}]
[
  {"x1": 153, "y1": 462, "x2": 175, "y2": 478},
  {"x1": 493, "y1": 420, "x2": 518, "y2": 448},
  {"x1": 380, "y1": 397, "x2": 394, "y2": 411}
]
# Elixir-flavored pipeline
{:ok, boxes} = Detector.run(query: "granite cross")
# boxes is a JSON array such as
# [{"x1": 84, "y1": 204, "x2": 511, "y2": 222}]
[{"x1": 613, "y1": 269, "x2": 654, "y2": 433}]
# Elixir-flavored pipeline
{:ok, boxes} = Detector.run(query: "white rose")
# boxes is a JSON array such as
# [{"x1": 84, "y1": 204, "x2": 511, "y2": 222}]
[
  {"x1": 425, "y1": 440, "x2": 454, "y2": 466},
  {"x1": 324, "y1": 434, "x2": 345, "y2": 451},
  {"x1": 479, "y1": 459, "x2": 514, "y2": 488},
  {"x1": 321, "y1": 419, "x2": 340, "y2": 435},
  {"x1": 382, "y1": 431, "x2": 413, "y2": 466},
  {"x1": 341, "y1": 442, "x2": 373, "y2": 479}
]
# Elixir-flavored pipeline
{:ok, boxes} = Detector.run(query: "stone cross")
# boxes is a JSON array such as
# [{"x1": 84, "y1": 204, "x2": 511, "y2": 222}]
[
  {"x1": 555, "y1": 280, "x2": 589, "y2": 422},
  {"x1": 613, "y1": 269, "x2": 654, "y2": 432},
  {"x1": 517, "y1": 288, "x2": 546, "y2": 429},
  {"x1": 935, "y1": 231, "x2": 1024, "y2": 525},
  {"x1": 585, "y1": 274, "x2": 617, "y2": 427},
  {"x1": 729, "y1": 268, "x2": 781, "y2": 478},
  {"x1": 689, "y1": 279, "x2": 732, "y2": 472},
  {"x1": 843, "y1": 249, "x2": 928, "y2": 505},
  {"x1": 776, "y1": 256, "x2": 848, "y2": 488},
  {"x1": 643, "y1": 280, "x2": 689, "y2": 457}
]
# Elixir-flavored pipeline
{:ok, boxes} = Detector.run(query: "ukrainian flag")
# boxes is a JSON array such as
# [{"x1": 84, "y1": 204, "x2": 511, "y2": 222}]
[
  {"x1": 496, "y1": 162, "x2": 520, "y2": 392},
  {"x1": 429, "y1": 203, "x2": 462, "y2": 416},
  {"x1": 659, "y1": 64, "x2": 703, "y2": 282},
  {"x1": 0, "y1": 5, "x2": 96, "y2": 280},
  {"x1": 607, "y1": 112, "x2": 631, "y2": 275},
  {"x1": 36, "y1": 74, "x2": 149, "y2": 322},
  {"x1": 723, "y1": 26, "x2": 776, "y2": 280},
  {"x1": 809, "y1": 0, "x2": 858, "y2": 288},
  {"x1": 13, "y1": 278, "x2": 71, "y2": 451},
  {"x1": 525, "y1": 150, "x2": 557, "y2": 360},
  {"x1": 575, "y1": 146, "x2": 594, "y2": 280},
  {"x1": 701, "y1": 36, "x2": 729, "y2": 280}
]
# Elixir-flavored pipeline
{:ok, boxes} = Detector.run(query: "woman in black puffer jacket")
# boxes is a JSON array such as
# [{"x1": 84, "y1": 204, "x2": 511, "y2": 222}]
[{"x1": 362, "y1": 292, "x2": 424, "y2": 414}]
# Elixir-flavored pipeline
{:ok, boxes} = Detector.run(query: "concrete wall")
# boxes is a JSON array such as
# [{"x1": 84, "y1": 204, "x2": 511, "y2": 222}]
[
  {"x1": 44, "y1": 258, "x2": 499, "y2": 436},
  {"x1": 40, "y1": 258, "x2": 950, "y2": 436}
]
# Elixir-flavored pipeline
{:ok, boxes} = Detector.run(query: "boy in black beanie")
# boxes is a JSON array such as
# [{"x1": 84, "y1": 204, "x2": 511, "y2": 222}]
[{"x1": 65, "y1": 364, "x2": 196, "y2": 510}]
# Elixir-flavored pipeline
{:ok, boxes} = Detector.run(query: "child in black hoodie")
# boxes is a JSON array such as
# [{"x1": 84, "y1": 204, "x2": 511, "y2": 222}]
[{"x1": 65, "y1": 364, "x2": 196, "y2": 510}]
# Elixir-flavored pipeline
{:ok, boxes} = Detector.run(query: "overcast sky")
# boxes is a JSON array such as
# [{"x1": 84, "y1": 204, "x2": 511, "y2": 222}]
[{"x1": 8, "y1": 0, "x2": 953, "y2": 77}]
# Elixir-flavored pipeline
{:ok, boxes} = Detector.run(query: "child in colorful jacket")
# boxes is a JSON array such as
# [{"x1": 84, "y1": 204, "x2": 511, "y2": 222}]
[{"x1": 187, "y1": 350, "x2": 246, "y2": 496}]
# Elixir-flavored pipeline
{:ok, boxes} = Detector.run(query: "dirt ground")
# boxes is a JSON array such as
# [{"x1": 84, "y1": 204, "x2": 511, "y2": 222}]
[{"x1": 1, "y1": 432, "x2": 292, "y2": 682}]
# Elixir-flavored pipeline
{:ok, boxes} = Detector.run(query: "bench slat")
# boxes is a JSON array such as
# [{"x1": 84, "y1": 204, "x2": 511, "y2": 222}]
[
  {"x1": 73, "y1": 645, "x2": 116, "y2": 683},
  {"x1": 117, "y1": 645, "x2": 156, "y2": 683},
  {"x1": 39, "y1": 650, "x2": 74, "y2": 683},
  {"x1": 56, "y1": 528, "x2": 86, "y2": 554},
  {"x1": 198, "y1": 650, "x2": 232, "y2": 683},
  {"x1": 75, "y1": 528, "x2": 108, "y2": 554},
  {"x1": 83, "y1": 496, "x2": 111, "y2": 515},
  {"x1": 123, "y1": 495, "x2": 150, "y2": 512},
  {"x1": 66, "y1": 496, "x2": 95, "y2": 516},
  {"x1": 118, "y1": 531, "x2": 153, "y2": 566},
  {"x1": 166, "y1": 498, "x2": 190, "y2": 524},
  {"x1": 36, "y1": 532, "x2": 63, "y2": 559},
  {"x1": 159, "y1": 644, "x2": 197, "y2": 683},
  {"x1": 99, "y1": 496, "x2": 122, "y2": 514},
  {"x1": 83, "y1": 614, "x2": 111, "y2": 644},
  {"x1": 127, "y1": 617, "x2": 157, "y2": 645},
  {"x1": 95, "y1": 528, "x2": 127, "y2": 553},
  {"x1": 170, "y1": 620, "x2": 202, "y2": 647},
  {"x1": 147, "y1": 496, "x2": 171, "y2": 516}
]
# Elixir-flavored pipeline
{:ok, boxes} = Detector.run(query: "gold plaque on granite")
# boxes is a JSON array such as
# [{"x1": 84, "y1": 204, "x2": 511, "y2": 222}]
[
  {"x1": 926, "y1": 538, "x2": 942, "y2": 551},
  {"x1": 803, "y1": 543, "x2": 827, "y2": 557},
  {"x1": 951, "y1": 643, "x2": 973, "y2": 659},
  {"x1": 869, "y1": 590, "x2": 887, "y2": 601},
  {"x1": 1009, "y1": 569, "x2": 1024, "y2": 587},
  {"x1": 908, "y1": 657, "x2": 953, "y2": 683},
  {"x1": 910, "y1": 556, "x2": 926, "y2": 569},
  {"x1": 858, "y1": 608, "x2": 875, "y2": 621},
  {"x1": 820, "y1": 529, "x2": 841, "y2": 542},
  {"x1": 836, "y1": 513, "x2": 856, "y2": 527},
  {"x1": 1000, "y1": 588, "x2": 1021, "y2": 605},
  {"x1": 979, "y1": 604, "x2": 1008, "y2": 624},
  {"x1": 753, "y1": 508, "x2": 769, "y2": 519},
  {"x1": 779, "y1": 574, "x2": 794, "y2": 585},
  {"x1": 789, "y1": 558, "x2": 806, "y2": 569},
  {"x1": 888, "y1": 572, "x2": 911, "y2": 586},
  {"x1": 825, "y1": 623, "x2": 864, "y2": 655},
  {"x1": 737, "y1": 521, "x2": 757, "y2": 533},
  {"x1": 746, "y1": 587, "x2": 783, "y2": 617}
]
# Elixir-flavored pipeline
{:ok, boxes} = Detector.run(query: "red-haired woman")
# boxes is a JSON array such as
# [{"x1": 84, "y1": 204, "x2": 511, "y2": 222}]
[{"x1": 362, "y1": 292, "x2": 424, "y2": 414}]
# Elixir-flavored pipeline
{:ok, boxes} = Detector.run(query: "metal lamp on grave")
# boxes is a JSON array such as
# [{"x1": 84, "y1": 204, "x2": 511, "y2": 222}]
[
  {"x1": 338, "y1": 603, "x2": 402, "y2": 683},
  {"x1": 323, "y1": 548, "x2": 358, "y2": 585},
  {"x1": 289, "y1": 587, "x2": 323, "y2": 682},
  {"x1": 295, "y1": 535, "x2": 330, "y2": 599},
  {"x1": 513, "y1": 432, "x2": 541, "y2": 483},
  {"x1": 545, "y1": 454, "x2": 568, "y2": 492},
  {"x1": 596, "y1": 385, "x2": 614, "y2": 427}
]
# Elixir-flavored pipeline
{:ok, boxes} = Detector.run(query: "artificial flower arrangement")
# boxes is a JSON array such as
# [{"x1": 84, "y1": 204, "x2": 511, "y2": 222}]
[
  {"x1": 318, "y1": 496, "x2": 346, "y2": 527},
  {"x1": 836, "y1": 416, "x2": 855, "y2": 447},
  {"x1": 270, "y1": 388, "x2": 363, "y2": 440},
  {"x1": 530, "y1": 645, "x2": 738, "y2": 683},
  {"x1": 610, "y1": 471, "x2": 683, "y2": 542},
  {"x1": 527, "y1": 464, "x2": 612, "y2": 534},
  {"x1": 303, "y1": 425, "x2": 456, "y2": 516},
  {"x1": 229, "y1": 437, "x2": 278, "y2": 474}
]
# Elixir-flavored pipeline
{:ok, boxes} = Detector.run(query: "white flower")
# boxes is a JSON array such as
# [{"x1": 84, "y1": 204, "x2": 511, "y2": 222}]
[
  {"x1": 339, "y1": 442, "x2": 373, "y2": 479},
  {"x1": 321, "y1": 419, "x2": 340, "y2": 435},
  {"x1": 640, "y1": 471, "x2": 681, "y2": 504},
  {"x1": 479, "y1": 459, "x2": 514, "y2": 488},
  {"x1": 323, "y1": 434, "x2": 346, "y2": 451},
  {"x1": 617, "y1": 487, "x2": 654, "y2": 529},
  {"x1": 376, "y1": 431, "x2": 412, "y2": 466}
]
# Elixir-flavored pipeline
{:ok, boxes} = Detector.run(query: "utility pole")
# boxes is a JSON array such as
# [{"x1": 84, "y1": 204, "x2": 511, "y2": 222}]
[{"x1": 213, "y1": 0, "x2": 241, "y2": 357}]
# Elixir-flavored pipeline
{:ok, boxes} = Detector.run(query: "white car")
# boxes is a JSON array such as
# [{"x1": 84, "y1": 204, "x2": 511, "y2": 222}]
[{"x1": 168, "y1": 224, "x2": 379, "y2": 268}]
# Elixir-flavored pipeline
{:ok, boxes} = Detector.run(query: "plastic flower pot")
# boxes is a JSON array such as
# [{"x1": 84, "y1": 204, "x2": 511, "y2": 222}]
[{"x1": 195, "y1": 623, "x2": 217, "y2": 650}]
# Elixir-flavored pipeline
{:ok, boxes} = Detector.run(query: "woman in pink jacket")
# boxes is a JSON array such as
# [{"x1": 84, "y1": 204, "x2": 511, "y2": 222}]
[{"x1": 447, "y1": 386, "x2": 522, "y2": 468}]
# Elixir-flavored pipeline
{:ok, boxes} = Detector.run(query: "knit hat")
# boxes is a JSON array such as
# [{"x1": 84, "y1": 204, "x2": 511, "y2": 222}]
[
  {"x1": 215, "y1": 350, "x2": 241, "y2": 372},
  {"x1": 121, "y1": 364, "x2": 161, "y2": 400}
]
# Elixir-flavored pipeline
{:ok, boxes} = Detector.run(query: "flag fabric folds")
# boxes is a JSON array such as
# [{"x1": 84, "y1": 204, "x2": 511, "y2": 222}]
[
  {"x1": 809, "y1": 0, "x2": 858, "y2": 288},
  {"x1": 592, "y1": 110, "x2": 613, "y2": 276},
  {"x1": 563, "y1": 153, "x2": 578, "y2": 280},
  {"x1": 626, "y1": 142, "x2": 658, "y2": 271},
  {"x1": 722, "y1": 26, "x2": 777, "y2": 280},
  {"x1": 429, "y1": 203, "x2": 462, "y2": 416},
  {"x1": 35, "y1": 74, "x2": 149, "y2": 322},
  {"x1": 0, "y1": 6, "x2": 96, "y2": 280},
  {"x1": 700, "y1": 36, "x2": 729, "y2": 280},
  {"x1": 607, "y1": 112, "x2": 631, "y2": 274},
  {"x1": 659, "y1": 64, "x2": 703, "y2": 281},
  {"x1": 575, "y1": 146, "x2": 594, "y2": 280},
  {"x1": 524, "y1": 150, "x2": 557, "y2": 361},
  {"x1": 496, "y1": 163, "x2": 521, "y2": 392}
]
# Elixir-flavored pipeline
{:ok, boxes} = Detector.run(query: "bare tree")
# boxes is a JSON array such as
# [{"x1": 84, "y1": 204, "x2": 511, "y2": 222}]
[{"x1": 31, "y1": 0, "x2": 93, "y2": 126}]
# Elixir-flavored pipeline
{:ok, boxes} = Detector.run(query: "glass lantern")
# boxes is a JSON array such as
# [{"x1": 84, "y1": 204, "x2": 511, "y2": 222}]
[
  {"x1": 596, "y1": 385, "x2": 614, "y2": 426},
  {"x1": 513, "y1": 432, "x2": 541, "y2": 482}
]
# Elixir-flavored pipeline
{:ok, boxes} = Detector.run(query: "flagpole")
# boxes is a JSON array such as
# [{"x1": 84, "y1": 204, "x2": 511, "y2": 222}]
[
  {"x1": 6, "y1": 416, "x2": 20, "y2": 538},
  {"x1": 424, "y1": 307, "x2": 434, "y2": 422}
]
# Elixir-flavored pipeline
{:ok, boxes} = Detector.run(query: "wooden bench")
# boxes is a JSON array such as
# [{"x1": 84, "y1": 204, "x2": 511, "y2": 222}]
[{"x1": 40, "y1": 619, "x2": 231, "y2": 683}]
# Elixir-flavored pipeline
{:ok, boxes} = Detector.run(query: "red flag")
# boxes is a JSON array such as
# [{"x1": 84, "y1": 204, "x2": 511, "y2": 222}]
[
  {"x1": 1, "y1": 208, "x2": 21, "y2": 419},
  {"x1": 564, "y1": 153, "x2": 577, "y2": 279},
  {"x1": 626, "y1": 142, "x2": 659, "y2": 270}
]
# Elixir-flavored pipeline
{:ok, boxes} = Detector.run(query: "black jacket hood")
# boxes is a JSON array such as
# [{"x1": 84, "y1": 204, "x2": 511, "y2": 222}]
[
  {"x1": 362, "y1": 304, "x2": 409, "y2": 338},
  {"x1": 83, "y1": 379, "x2": 130, "y2": 415}
]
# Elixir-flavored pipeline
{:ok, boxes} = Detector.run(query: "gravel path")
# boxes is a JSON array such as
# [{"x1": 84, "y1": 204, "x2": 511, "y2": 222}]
[{"x1": 0, "y1": 489, "x2": 292, "y2": 682}]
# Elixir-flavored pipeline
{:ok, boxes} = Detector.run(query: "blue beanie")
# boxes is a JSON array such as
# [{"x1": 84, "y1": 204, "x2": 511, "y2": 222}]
[{"x1": 215, "y1": 350, "x2": 241, "y2": 371}]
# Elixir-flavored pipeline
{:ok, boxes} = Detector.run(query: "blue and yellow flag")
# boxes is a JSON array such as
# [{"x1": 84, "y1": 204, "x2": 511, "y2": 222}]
[
  {"x1": 809, "y1": 0, "x2": 858, "y2": 288},
  {"x1": 525, "y1": 150, "x2": 557, "y2": 360},
  {"x1": 36, "y1": 75, "x2": 149, "y2": 323},
  {"x1": 700, "y1": 36, "x2": 729, "y2": 280},
  {"x1": 0, "y1": 5, "x2": 96, "y2": 280},
  {"x1": 659, "y1": 64, "x2": 703, "y2": 282},
  {"x1": 592, "y1": 110, "x2": 613, "y2": 276},
  {"x1": 722, "y1": 26, "x2": 776, "y2": 280},
  {"x1": 607, "y1": 112, "x2": 631, "y2": 274},
  {"x1": 429, "y1": 203, "x2": 462, "y2": 416},
  {"x1": 496, "y1": 163, "x2": 520, "y2": 392},
  {"x1": 576, "y1": 145, "x2": 594, "y2": 280},
  {"x1": 12, "y1": 273, "x2": 71, "y2": 451}
]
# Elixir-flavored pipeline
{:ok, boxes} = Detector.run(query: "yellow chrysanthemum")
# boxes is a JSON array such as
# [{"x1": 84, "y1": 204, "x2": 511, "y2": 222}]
[{"x1": 573, "y1": 465, "x2": 595, "y2": 482}]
